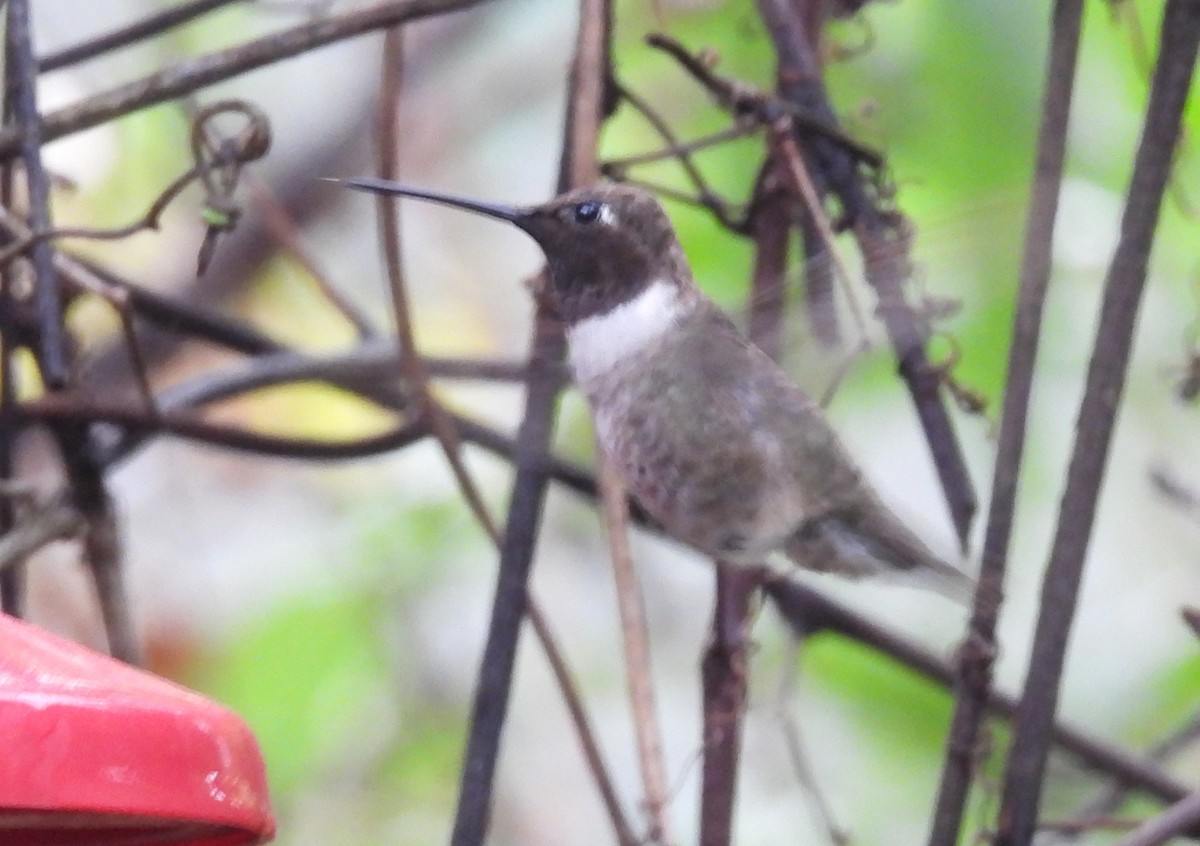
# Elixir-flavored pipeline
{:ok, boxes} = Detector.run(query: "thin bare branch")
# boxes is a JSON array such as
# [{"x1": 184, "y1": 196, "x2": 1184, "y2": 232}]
[
  {"x1": 927, "y1": 0, "x2": 1085, "y2": 842},
  {"x1": 699, "y1": 563, "x2": 762, "y2": 846},
  {"x1": 249, "y1": 177, "x2": 378, "y2": 338},
  {"x1": 7, "y1": 0, "x2": 67, "y2": 386},
  {"x1": 1112, "y1": 790, "x2": 1200, "y2": 846},
  {"x1": 643, "y1": 32, "x2": 884, "y2": 170},
  {"x1": 745, "y1": 161, "x2": 791, "y2": 362},
  {"x1": 0, "y1": 493, "x2": 83, "y2": 574},
  {"x1": 0, "y1": 0, "x2": 499, "y2": 160},
  {"x1": 775, "y1": 634, "x2": 850, "y2": 846},
  {"x1": 17, "y1": 396, "x2": 427, "y2": 460},
  {"x1": 38, "y1": 0, "x2": 246, "y2": 73},
  {"x1": 373, "y1": 26, "x2": 501, "y2": 549},
  {"x1": 450, "y1": 2, "x2": 612, "y2": 843},
  {"x1": 600, "y1": 453, "x2": 674, "y2": 844},
  {"x1": 773, "y1": 128, "x2": 869, "y2": 343},
  {"x1": 996, "y1": 3, "x2": 1200, "y2": 841},
  {"x1": 762, "y1": 577, "x2": 1192, "y2": 807}
]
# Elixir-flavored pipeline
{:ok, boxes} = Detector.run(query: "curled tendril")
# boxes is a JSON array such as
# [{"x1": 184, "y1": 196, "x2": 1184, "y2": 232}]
[
  {"x1": 189, "y1": 100, "x2": 272, "y2": 273},
  {"x1": 0, "y1": 98, "x2": 273, "y2": 278}
]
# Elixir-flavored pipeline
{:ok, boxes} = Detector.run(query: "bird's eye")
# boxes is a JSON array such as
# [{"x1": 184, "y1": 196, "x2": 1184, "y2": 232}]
[{"x1": 574, "y1": 201, "x2": 603, "y2": 224}]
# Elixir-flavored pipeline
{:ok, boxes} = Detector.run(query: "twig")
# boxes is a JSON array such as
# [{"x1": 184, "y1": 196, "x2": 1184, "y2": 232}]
[
  {"x1": 926, "y1": 1, "x2": 1085, "y2": 843},
  {"x1": 81, "y1": 491, "x2": 139, "y2": 663},
  {"x1": 798, "y1": 188, "x2": 840, "y2": 347},
  {"x1": 745, "y1": 160, "x2": 791, "y2": 362},
  {"x1": 773, "y1": 128, "x2": 869, "y2": 343},
  {"x1": 449, "y1": 2, "x2": 611, "y2": 843},
  {"x1": 38, "y1": 0, "x2": 246, "y2": 72},
  {"x1": 0, "y1": 167, "x2": 196, "y2": 267},
  {"x1": 373, "y1": 26, "x2": 500, "y2": 555},
  {"x1": 0, "y1": 100, "x2": 269, "y2": 274},
  {"x1": 762, "y1": 577, "x2": 1192, "y2": 806},
  {"x1": 1066, "y1": 707, "x2": 1200, "y2": 835},
  {"x1": 376, "y1": 30, "x2": 633, "y2": 842},
  {"x1": 0, "y1": 493, "x2": 83, "y2": 574},
  {"x1": 607, "y1": 83, "x2": 750, "y2": 230},
  {"x1": 604, "y1": 108, "x2": 757, "y2": 176},
  {"x1": 1037, "y1": 815, "x2": 1139, "y2": 835},
  {"x1": 17, "y1": 395, "x2": 428, "y2": 460},
  {"x1": 249, "y1": 177, "x2": 378, "y2": 338},
  {"x1": 775, "y1": 633, "x2": 850, "y2": 845},
  {"x1": 995, "y1": 3, "x2": 1200, "y2": 842},
  {"x1": 0, "y1": 0, "x2": 499, "y2": 160},
  {"x1": 6, "y1": 0, "x2": 67, "y2": 387},
  {"x1": 1112, "y1": 790, "x2": 1200, "y2": 846},
  {"x1": 653, "y1": 12, "x2": 977, "y2": 547},
  {"x1": 0, "y1": 144, "x2": 20, "y2": 614},
  {"x1": 600, "y1": 453, "x2": 674, "y2": 844},
  {"x1": 699, "y1": 563, "x2": 761, "y2": 846},
  {"x1": 757, "y1": 0, "x2": 977, "y2": 547},
  {"x1": 525, "y1": 602, "x2": 639, "y2": 846},
  {"x1": 643, "y1": 32, "x2": 884, "y2": 170}
]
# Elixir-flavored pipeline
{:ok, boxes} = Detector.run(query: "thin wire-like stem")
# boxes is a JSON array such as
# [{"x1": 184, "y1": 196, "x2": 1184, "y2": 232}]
[
  {"x1": 373, "y1": 27, "x2": 499, "y2": 546},
  {"x1": 599, "y1": 454, "x2": 674, "y2": 845},
  {"x1": 774, "y1": 634, "x2": 849, "y2": 845},
  {"x1": 249, "y1": 177, "x2": 379, "y2": 338},
  {"x1": 773, "y1": 127, "x2": 869, "y2": 342}
]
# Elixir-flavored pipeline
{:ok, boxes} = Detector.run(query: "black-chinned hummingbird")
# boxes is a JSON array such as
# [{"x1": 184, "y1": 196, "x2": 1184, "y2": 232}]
[{"x1": 344, "y1": 177, "x2": 973, "y2": 597}]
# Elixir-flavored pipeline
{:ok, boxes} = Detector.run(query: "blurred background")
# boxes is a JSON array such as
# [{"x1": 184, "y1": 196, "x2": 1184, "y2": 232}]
[{"x1": 15, "y1": 0, "x2": 1200, "y2": 843}]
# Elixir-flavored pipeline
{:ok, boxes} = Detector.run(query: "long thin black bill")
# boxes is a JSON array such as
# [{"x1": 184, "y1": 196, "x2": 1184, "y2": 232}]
[{"x1": 337, "y1": 177, "x2": 525, "y2": 223}]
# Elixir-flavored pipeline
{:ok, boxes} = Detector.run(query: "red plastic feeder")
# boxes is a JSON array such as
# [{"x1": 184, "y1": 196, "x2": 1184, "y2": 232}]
[{"x1": 0, "y1": 613, "x2": 275, "y2": 846}]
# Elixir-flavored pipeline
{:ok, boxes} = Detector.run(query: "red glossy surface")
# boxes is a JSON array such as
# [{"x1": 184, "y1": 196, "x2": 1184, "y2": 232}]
[{"x1": 0, "y1": 614, "x2": 274, "y2": 846}]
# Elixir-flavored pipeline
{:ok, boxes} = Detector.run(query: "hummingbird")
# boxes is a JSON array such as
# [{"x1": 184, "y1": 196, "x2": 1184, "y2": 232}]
[{"x1": 344, "y1": 178, "x2": 973, "y2": 597}]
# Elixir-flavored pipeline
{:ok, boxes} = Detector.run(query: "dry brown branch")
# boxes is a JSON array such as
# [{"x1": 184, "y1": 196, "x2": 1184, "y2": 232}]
[
  {"x1": 600, "y1": 453, "x2": 674, "y2": 845},
  {"x1": 0, "y1": 0, "x2": 499, "y2": 160}
]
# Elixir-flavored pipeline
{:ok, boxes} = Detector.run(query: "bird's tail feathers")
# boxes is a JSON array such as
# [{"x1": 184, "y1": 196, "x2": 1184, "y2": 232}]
[{"x1": 785, "y1": 512, "x2": 976, "y2": 605}]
